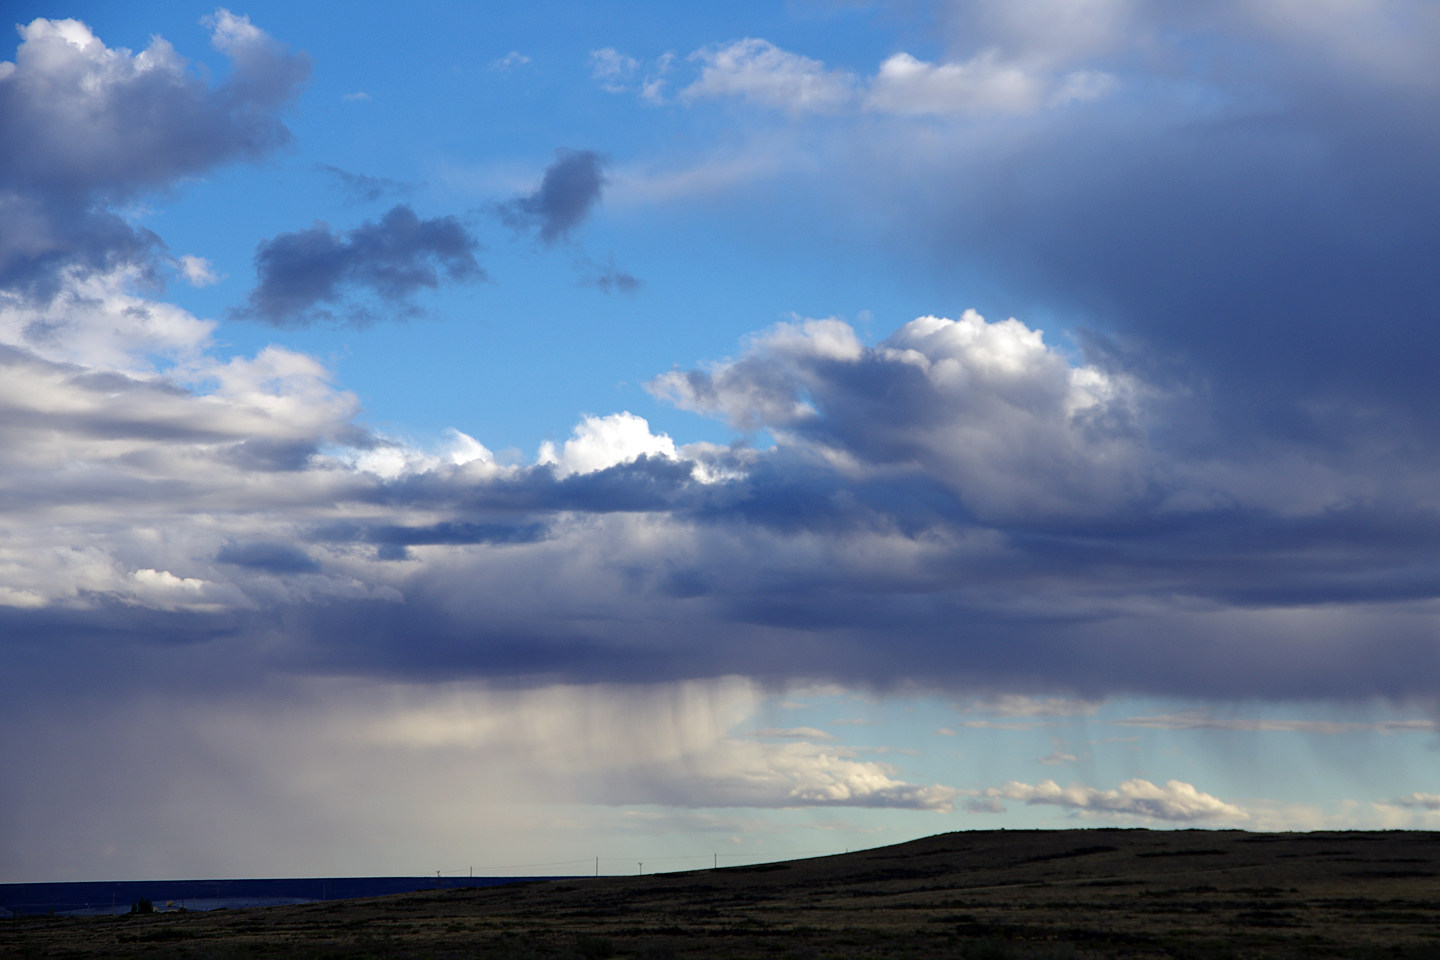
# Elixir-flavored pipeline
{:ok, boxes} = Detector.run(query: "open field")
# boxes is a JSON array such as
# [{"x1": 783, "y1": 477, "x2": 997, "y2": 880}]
[{"x1": 5, "y1": 829, "x2": 1440, "y2": 960}]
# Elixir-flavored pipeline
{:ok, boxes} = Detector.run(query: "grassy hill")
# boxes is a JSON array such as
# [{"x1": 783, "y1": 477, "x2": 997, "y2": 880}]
[{"x1": 6, "y1": 828, "x2": 1440, "y2": 959}]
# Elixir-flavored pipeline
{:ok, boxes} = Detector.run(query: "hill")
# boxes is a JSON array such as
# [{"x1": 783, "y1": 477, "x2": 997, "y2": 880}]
[{"x1": 5, "y1": 828, "x2": 1440, "y2": 959}]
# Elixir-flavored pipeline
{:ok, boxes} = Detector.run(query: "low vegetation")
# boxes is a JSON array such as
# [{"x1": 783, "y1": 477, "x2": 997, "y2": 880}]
[{"x1": 4, "y1": 829, "x2": 1439, "y2": 960}]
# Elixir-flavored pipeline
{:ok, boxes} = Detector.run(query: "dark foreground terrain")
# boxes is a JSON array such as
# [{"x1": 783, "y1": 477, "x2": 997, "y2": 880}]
[{"x1": 6, "y1": 829, "x2": 1440, "y2": 960}]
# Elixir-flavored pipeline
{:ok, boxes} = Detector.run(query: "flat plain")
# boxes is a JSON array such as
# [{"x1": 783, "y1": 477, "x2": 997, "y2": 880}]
[{"x1": 5, "y1": 829, "x2": 1440, "y2": 960}]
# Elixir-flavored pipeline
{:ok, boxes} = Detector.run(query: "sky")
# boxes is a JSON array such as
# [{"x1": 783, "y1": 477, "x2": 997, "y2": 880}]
[{"x1": 2, "y1": 0, "x2": 1440, "y2": 885}]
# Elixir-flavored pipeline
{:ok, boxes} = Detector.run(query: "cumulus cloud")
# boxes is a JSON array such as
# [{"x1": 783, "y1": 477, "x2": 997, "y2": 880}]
[
  {"x1": 497, "y1": 150, "x2": 607, "y2": 244},
  {"x1": 0, "y1": 11, "x2": 309, "y2": 298},
  {"x1": 683, "y1": 39, "x2": 856, "y2": 112},
  {"x1": 233, "y1": 205, "x2": 483, "y2": 326},
  {"x1": 650, "y1": 311, "x2": 1148, "y2": 519},
  {"x1": 538, "y1": 412, "x2": 677, "y2": 477},
  {"x1": 976, "y1": 778, "x2": 1248, "y2": 822}
]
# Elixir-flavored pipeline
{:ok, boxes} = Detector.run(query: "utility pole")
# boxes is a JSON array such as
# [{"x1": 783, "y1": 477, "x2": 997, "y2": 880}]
[
  {"x1": 638, "y1": 863, "x2": 643, "y2": 875},
  {"x1": 713, "y1": 853, "x2": 716, "y2": 870},
  {"x1": 595, "y1": 856, "x2": 598, "y2": 877}
]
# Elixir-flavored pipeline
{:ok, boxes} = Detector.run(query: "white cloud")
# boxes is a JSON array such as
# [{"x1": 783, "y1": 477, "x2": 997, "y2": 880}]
[
  {"x1": 651, "y1": 36, "x2": 1117, "y2": 118},
  {"x1": 956, "y1": 694, "x2": 1104, "y2": 717},
  {"x1": 203, "y1": 8, "x2": 265, "y2": 54},
  {"x1": 866, "y1": 51, "x2": 1047, "y2": 115},
  {"x1": 341, "y1": 91, "x2": 370, "y2": 101},
  {"x1": 0, "y1": 266, "x2": 214, "y2": 371},
  {"x1": 178, "y1": 254, "x2": 220, "y2": 286},
  {"x1": 981, "y1": 778, "x2": 1248, "y2": 821},
  {"x1": 491, "y1": 51, "x2": 531, "y2": 71},
  {"x1": 1388, "y1": 792, "x2": 1440, "y2": 810},
  {"x1": 682, "y1": 39, "x2": 856, "y2": 112},
  {"x1": 590, "y1": 47, "x2": 640, "y2": 92},
  {"x1": 538, "y1": 411, "x2": 677, "y2": 477},
  {"x1": 442, "y1": 427, "x2": 494, "y2": 466}
]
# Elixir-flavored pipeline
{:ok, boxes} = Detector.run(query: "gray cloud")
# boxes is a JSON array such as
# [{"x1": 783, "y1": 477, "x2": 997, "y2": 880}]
[
  {"x1": 216, "y1": 541, "x2": 320, "y2": 573},
  {"x1": 578, "y1": 254, "x2": 644, "y2": 295},
  {"x1": 847, "y1": 2, "x2": 1440, "y2": 458},
  {"x1": 233, "y1": 205, "x2": 484, "y2": 326},
  {"x1": 497, "y1": 149, "x2": 607, "y2": 244},
  {"x1": 0, "y1": 11, "x2": 309, "y2": 299},
  {"x1": 1389, "y1": 793, "x2": 1440, "y2": 811},
  {"x1": 9, "y1": 288, "x2": 1440, "y2": 703},
  {"x1": 316, "y1": 164, "x2": 415, "y2": 205}
]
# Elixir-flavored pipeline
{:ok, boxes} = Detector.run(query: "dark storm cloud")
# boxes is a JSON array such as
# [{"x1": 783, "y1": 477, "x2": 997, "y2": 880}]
[
  {"x1": 497, "y1": 149, "x2": 607, "y2": 244},
  {"x1": 0, "y1": 11, "x2": 310, "y2": 298},
  {"x1": 233, "y1": 205, "x2": 484, "y2": 326},
  {"x1": 863, "y1": 2, "x2": 1440, "y2": 456}
]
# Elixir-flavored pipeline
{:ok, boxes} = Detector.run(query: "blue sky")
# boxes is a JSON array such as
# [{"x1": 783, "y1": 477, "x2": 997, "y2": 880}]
[{"x1": 3, "y1": 0, "x2": 1440, "y2": 884}]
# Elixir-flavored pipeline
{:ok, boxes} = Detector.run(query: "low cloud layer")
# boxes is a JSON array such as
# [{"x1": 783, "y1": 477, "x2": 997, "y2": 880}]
[
  {"x1": 970, "y1": 779, "x2": 1248, "y2": 822},
  {"x1": 0, "y1": 11, "x2": 308, "y2": 298},
  {"x1": 234, "y1": 205, "x2": 483, "y2": 326},
  {"x1": 1113, "y1": 713, "x2": 1438, "y2": 735},
  {"x1": 5, "y1": 283, "x2": 1440, "y2": 703}
]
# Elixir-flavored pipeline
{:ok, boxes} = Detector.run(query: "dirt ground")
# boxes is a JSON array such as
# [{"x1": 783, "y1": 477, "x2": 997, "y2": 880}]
[{"x1": 5, "y1": 828, "x2": 1440, "y2": 960}]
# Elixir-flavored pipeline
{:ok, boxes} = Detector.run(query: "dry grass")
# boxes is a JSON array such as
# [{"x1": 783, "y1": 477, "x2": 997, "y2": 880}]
[{"x1": 6, "y1": 829, "x2": 1440, "y2": 960}]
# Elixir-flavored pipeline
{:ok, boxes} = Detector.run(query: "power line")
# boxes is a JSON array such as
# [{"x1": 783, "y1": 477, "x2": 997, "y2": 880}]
[{"x1": 432, "y1": 848, "x2": 849, "y2": 877}]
